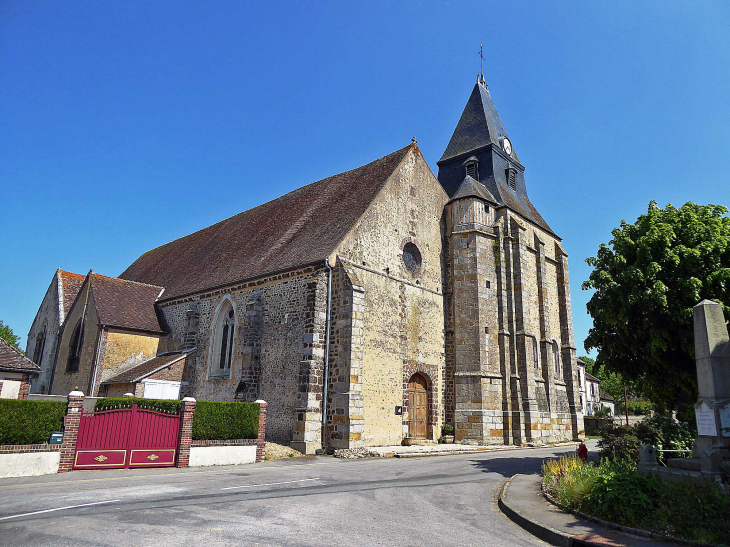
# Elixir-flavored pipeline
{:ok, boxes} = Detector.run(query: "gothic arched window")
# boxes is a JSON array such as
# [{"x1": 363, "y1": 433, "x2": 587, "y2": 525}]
[
  {"x1": 33, "y1": 324, "x2": 46, "y2": 365},
  {"x1": 66, "y1": 319, "x2": 84, "y2": 372},
  {"x1": 532, "y1": 339, "x2": 539, "y2": 369},
  {"x1": 552, "y1": 341, "x2": 561, "y2": 376},
  {"x1": 209, "y1": 298, "x2": 236, "y2": 378}
]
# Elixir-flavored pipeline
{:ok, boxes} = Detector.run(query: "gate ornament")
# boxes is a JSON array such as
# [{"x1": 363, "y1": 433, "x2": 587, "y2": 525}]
[
  {"x1": 147, "y1": 454, "x2": 159, "y2": 461},
  {"x1": 94, "y1": 455, "x2": 108, "y2": 462}
]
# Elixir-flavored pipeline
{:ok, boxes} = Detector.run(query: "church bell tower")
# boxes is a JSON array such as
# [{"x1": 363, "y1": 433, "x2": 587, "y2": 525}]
[{"x1": 440, "y1": 76, "x2": 583, "y2": 445}]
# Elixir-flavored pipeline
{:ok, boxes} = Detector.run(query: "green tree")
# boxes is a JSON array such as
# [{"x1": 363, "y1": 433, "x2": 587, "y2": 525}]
[
  {"x1": 579, "y1": 355, "x2": 632, "y2": 404},
  {"x1": 0, "y1": 320, "x2": 21, "y2": 350},
  {"x1": 583, "y1": 202, "x2": 730, "y2": 412}
]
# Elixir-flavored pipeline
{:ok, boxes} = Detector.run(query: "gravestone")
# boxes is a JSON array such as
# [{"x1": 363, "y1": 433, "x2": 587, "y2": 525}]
[{"x1": 692, "y1": 300, "x2": 730, "y2": 470}]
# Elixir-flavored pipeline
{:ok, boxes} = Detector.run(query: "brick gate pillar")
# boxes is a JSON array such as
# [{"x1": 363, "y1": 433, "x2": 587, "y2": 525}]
[
  {"x1": 18, "y1": 375, "x2": 31, "y2": 400},
  {"x1": 255, "y1": 400, "x2": 267, "y2": 463},
  {"x1": 176, "y1": 397, "x2": 196, "y2": 468},
  {"x1": 58, "y1": 390, "x2": 85, "y2": 473}
]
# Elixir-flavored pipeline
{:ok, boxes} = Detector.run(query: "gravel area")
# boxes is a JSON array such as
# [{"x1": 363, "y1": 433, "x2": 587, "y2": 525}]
[{"x1": 264, "y1": 442, "x2": 305, "y2": 460}]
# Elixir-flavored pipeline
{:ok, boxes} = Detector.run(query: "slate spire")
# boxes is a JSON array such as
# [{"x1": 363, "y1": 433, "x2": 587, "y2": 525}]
[
  {"x1": 439, "y1": 79, "x2": 513, "y2": 164},
  {"x1": 437, "y1": 80, "x2": 556, "y2": 236}
]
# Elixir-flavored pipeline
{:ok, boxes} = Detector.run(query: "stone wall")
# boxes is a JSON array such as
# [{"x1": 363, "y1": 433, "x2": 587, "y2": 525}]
[
  {"x1": 333, "y1": 147, "x2": 448, "y2": 447},
  {"x1": 157, "y1": 265, "x2": 326, "y2": 448},
  {"x1": 52, "y1": 295, "x2": 100, "y2": 396},
  {"x1": 25, "y1": 273, "x2": 61, "y2": 394},
  {"x1": 446, "y1": 197, "x2": 583, "y2": 445},
  {"x1": 93, "y1": 329, "x2": 160, "y2": 395}
]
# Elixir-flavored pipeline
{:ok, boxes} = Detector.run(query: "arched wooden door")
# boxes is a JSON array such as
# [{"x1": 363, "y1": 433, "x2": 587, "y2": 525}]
[{"x1": 407, "y1": 373, "x2": 429, "y2": 439}]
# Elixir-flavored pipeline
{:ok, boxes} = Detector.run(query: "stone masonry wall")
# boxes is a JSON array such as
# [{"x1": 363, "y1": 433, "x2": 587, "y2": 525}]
[
  {"x1": 95, "y1": 329, "x2": 160, "y2": 391},
  {"x1": 156, "y1": 265, "x2": 325, "y2": 447},
  {"x1": 334, "y1": 147, "x2": 448, "y2": 446},
  {"x1": 51, "y1": 295, "x2": 100, "y2": 396}
]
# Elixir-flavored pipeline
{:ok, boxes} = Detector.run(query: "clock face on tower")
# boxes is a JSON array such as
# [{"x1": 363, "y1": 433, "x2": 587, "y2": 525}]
[{"x1": 502, "y1": 137, "x2": 512, "y2": 156}]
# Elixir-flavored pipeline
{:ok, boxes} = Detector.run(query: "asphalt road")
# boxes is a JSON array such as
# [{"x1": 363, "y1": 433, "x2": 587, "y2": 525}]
[{"x1": 0, "y1": 443, "x2": 589, "y2": 546}]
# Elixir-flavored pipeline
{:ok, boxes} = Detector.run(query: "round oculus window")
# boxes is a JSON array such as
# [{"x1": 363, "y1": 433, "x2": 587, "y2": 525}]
[{"x1": 402, "y1": 243, "x2": 423, "y2": 274}]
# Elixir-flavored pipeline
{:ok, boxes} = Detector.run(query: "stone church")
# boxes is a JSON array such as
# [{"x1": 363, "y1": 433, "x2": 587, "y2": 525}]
[{"x1": 28, "y1": 78, "x2": 584, "y2": 452}]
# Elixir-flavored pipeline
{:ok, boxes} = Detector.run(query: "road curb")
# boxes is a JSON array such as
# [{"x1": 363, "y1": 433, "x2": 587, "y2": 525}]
[{"x1": 498, "y1": 474, "x2": 573, "y2": 547}]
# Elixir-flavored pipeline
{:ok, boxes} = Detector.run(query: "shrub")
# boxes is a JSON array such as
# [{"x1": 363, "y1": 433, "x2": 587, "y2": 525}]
[
  {"x1": 192, "y1": 401, "x2": 260, "y2": 440},
  {"x1": 616, "y1": 400, "x2": 654, "y2": 416},
  {"x1": 94, "y1": 397, "x2": 181, "y2": 415},
  {"x1": 0, "y1": 399, "x2": 67, "y2": 445},
  {"x1": 441, "y1": 424, "x2": 454, "y2": 436},
  {"x1": 628, "y1": 415, "x2": 694, "y2": 463},
  {"x1": 598, "y1": 424, "x2": 642, "y2": 462},
  {"x1": 593, "y1": 406, "x2": 611, "y2": 417},
  {"x1": 543, "y1": 456, "x2": 730, "y2": 544},
  {"x1": 585, "y1": 461, "x2": 662, "y2": 526}
]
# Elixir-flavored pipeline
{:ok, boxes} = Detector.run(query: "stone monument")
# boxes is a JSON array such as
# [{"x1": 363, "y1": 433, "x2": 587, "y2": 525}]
[{"x1": 692, "y1": 300, "x2": 730, "y2": 471}]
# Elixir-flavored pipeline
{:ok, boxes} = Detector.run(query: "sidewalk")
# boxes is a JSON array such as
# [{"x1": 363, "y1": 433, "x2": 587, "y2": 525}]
[
  {"x1": 370, "y1": 441, "x2": 578, "y2": 458},
  {"x1": 499, "y1": 473, "x2": 680, "y2": 547}
]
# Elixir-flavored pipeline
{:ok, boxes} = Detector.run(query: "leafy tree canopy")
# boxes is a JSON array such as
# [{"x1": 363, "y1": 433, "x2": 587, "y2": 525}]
[
  {"x1": 583, "y1": 202, "x2": 730, "y2": 412},
  {"x1": 0, "y1": 320, "x2": 21, "y2": 350}
]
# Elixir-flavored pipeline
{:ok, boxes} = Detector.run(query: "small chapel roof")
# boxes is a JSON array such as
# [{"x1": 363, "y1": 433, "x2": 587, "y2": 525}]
[
  {"x1": 0, "y1": 338, "x2": 41, "y2": 374},
  {"x1": 102, "y1": 351, "x2": 190, "y2": 384},
  {"x1": 67, "y1": 272, "x2": 165, "y2": 333},
  {"x1": 120, "y1": 144, "x2": 415, "y2": 300}
]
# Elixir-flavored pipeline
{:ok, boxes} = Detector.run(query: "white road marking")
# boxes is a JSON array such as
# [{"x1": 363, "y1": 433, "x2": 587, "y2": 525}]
[
  {"x1": 0, "y1": 500, "x2": 121, "y2": 521},
  {"x1": 221, "y1": 478, "x2": 321, "y2": 491}
]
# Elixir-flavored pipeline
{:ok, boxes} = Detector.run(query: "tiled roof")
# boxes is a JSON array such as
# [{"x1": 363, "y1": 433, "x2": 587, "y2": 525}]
[
  {"x1": 0, "y1": 338, "x2": 41, "y2": 374},
  {"x1": 102, "y1": 352, "x2": 188, "y2": 384},
  {"x1": 585, "y1": 372, "x2": 600, "y2": 383},
  {"x1": 599, "y1": 388, "x2": 614, "y2": 402},
  {"x1": 58, "y1": 270, "x2": 85, "y2": 317},
  {"x1": 120, "y1": 144, "x2": 413, "y2": 300},
  {"x1": 88, "y1": 273, "x2": 165, "y2": 333}
]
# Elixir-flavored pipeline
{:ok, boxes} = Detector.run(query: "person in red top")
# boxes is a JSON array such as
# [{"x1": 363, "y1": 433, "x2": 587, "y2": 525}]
[{"x1": 577, "y1": 442, "x2": 588, "y2": 461}]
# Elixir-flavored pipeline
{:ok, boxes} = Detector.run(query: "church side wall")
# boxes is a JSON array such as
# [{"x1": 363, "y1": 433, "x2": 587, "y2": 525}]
[
  {"x1": 334, "y1": 149, "x2": 448, "y2": 446},
  {"x1": 51, "y1": 296, "x2": 100, "y2": 396},
  {"x1": 156, "y1": 265, "x2": 325, "y2": 446},
  {"x1": 26, "y1": 274, "x2": 60, "y2": 394}
]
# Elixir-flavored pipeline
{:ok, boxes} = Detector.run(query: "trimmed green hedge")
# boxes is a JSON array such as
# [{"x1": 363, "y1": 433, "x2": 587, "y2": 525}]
[
  {"x1": 0, "y1": 399, "x2": 67, "y2": 445},
  {"x1": 94, "y1": 397, "x2": 181, "y2": 415},
  {"x1": 192, "y1": 401, "x2": 260, "y2": 440}
]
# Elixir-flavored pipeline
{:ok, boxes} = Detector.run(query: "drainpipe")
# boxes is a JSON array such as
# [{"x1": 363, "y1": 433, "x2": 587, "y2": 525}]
[{"x1": 321, "y1": 258, "x2": 333, "y2": 446}]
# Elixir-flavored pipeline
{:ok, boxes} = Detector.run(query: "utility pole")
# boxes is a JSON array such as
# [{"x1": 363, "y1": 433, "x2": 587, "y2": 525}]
[{"x1": 624, "y1": 382, "x2": 629, "y2": 427}]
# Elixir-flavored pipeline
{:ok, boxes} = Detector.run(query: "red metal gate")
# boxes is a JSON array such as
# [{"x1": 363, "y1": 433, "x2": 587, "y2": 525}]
[{"x1": 73, "y1": 405, "x2": 180, "y2": 470}]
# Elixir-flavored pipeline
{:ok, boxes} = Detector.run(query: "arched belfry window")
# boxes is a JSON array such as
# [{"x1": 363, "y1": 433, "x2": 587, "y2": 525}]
[
  {"x1": 66, "y1": 319, "x2": 84, "y2": 372},
  {"x1": 209, "y1": 297, "x2": 237, "y2": 378}
]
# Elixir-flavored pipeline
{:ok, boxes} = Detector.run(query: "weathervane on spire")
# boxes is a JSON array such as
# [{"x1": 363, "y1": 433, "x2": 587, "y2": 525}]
[{"x1": 478, "y1": 44, "x2": 487, "y2": 89}]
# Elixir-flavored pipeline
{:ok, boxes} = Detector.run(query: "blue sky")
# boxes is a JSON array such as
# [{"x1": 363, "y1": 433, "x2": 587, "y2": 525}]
[{"x1": 1, "y1": 1, "x2": 729, "y2": 354}]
